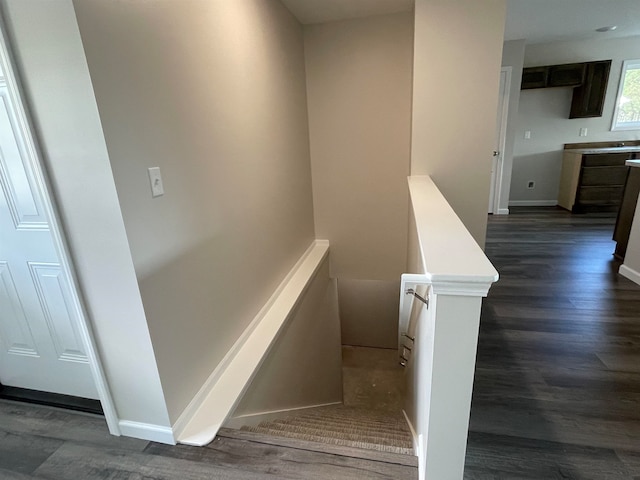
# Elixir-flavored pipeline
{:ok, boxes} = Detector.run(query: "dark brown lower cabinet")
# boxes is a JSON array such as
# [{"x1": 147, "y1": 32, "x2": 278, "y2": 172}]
[
  {"x1": 614, "y1": 167, "x2": 640, "y2": 259},
  {"x1": 558, "y1": 151, "x2": 637, "y2": 213}
]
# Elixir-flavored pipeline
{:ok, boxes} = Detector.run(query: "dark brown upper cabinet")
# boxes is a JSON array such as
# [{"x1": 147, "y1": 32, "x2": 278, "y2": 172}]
[
  {"x1": 521, "y1": 66, "x2": 548, "y2": 89},
  {"x1": 548, "y1": 63, "x2": 586, "y2": 87},
  {"x1": 569, "y1": 60, "x2": 611, "y2": 119},
  {"x1": 520, "y1": 60, "x2": 612, "y2": 119}
]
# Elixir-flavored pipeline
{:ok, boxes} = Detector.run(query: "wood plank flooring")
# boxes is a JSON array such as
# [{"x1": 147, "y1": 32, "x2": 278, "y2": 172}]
[
  {"x1": 0, "y1": 399, "x2": 416, "y2": 479},
  {"x1": 465, "y1": 207, "x2": 640, "y2": 479}
]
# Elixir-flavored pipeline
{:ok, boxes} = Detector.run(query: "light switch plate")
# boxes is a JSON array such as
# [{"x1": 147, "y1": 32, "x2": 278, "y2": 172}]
[
  {"x1": 524, "y1": 130, "x2": 531, "y2": 139},
  {"x1": 148, "y1": 167, "x2": 164, "y2": 197}
]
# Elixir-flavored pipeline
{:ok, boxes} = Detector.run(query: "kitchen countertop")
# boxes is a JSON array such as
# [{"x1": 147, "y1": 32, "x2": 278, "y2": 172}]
[
  {"x1": 627, "y1": 160, "x2": 640, "y2": 168},
  {"x1": 565, "y1": 146, "x2": 640, "y2": 155}
]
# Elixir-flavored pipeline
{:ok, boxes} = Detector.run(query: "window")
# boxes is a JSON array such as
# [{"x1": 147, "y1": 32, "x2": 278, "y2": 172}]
[{"x1": 611, "y1": 59, "x2": 640, "y2": 131}]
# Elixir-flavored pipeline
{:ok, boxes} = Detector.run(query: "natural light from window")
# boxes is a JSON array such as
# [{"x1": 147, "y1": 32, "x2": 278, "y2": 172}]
[{"x1": 612, "y1": 59, "x2": 640, "y2": 131}]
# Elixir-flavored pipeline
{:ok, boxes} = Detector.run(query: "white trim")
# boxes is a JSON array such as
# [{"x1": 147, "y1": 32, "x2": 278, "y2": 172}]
[
  {"x1": 611, "y1": 59, "x2": 640, "y2": 132},
  {"x1": 418, "y1": 434, "x2": 426, "y2": 480},
  {"x1": 0, "y1": 15, "x2": 120, "y2": 435},
  {"x1": 619, "y1": 264, "x2": 640, "y2": 286},
  {"x1": 402, "y1": 409, "x2": 419, "y2": 456},
  {"x1": 491, "y1": 66, "x2": 512, "y2": 215},
  {"x1": 408, "y1": 176, "x2": 499, "y2": 287},
  {"x1": 119, "y1": 420, "x2": 176, "y2": 445},
  {"x1": 174, "y1": 240, "x2": 330, "y2": 446},
  {"x1": 495, "y1": 208, "x2": 509, "y2": 215},
  {"x1": 508, "y1": 200, "x2": 557, "y2": 207},
  {"x1": 224, "y1": 401, "x2": 342, "y2": 429}
]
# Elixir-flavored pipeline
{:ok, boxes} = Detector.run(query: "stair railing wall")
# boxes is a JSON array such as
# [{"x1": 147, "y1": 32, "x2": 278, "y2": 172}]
[{"x1": 400, "y1": 176, "x2": 499, "y2": 480}]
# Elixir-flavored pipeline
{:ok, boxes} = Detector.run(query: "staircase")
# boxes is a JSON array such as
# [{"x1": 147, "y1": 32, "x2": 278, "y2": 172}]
[{"x1": 240, "y1": 404, "x2": 414, "y2": 455}]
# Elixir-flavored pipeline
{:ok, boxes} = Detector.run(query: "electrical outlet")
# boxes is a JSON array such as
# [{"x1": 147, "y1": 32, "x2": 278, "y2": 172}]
[
  {"x1": 524, "y1": 130, "x2": 531, "y2": 140},
  {"x1": 527, "y1": 181, "x2": 535, "y2": 189},
  {"x1": 579, "y1": 127, "x2": 588, "y2": 137}
]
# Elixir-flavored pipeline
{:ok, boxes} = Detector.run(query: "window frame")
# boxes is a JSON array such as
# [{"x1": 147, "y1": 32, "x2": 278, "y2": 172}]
[{"x1": 611, "y1": 59, "x2": 640, "y2": 131}]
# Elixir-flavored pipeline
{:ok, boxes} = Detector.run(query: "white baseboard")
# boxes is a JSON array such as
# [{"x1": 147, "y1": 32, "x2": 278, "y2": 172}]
[
  {"x1": 402, "y1": 409, "x2": 419, "y2": 457},
  {"x1": 495, "y1": 208, "x2": 509, "y2": 215},
  {"x1": 174, "y1": 239, "x2": 330, "y2": 446},
  {"x1": 619, "y1": 264, "x2": 640, "y2": 286},
  {"x1": 224, "y1": 401, "x2": 342, "y2": 429},
  {"x1": 118, "y1": 420, "x2": 175, "y2": 444},
  {"x1": 508, "y1": 200, "x2": 557, "y2": 207}
]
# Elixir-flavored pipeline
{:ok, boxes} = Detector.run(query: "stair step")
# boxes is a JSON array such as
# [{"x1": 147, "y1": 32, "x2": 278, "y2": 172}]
[
  {"x1": 218, "y1": 427, "x2": 419, "y2": 467},
  {"x1": 245, "y1": 425, "x2": 415, "y2": 455},
  {"x1": 252, "y1": 422, "x2": 413, "y2": 447},
  {"x1": 274, "y1": 409, "x2": 409, "y2": 426},
  {"x1": 287, "y1": 414, "x2": 410, "y2": 433},
  {"x1": 239, "y1": 405, "x2": 415, "y2": 457}
]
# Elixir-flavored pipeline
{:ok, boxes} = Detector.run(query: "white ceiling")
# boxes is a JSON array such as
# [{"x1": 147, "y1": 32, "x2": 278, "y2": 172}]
[
  {"x1": 282, "y1": 0, "x2": 640, "y2": 44},
  {"x1": 505, "y1": 0, "x2": 640, "y2": 44}
]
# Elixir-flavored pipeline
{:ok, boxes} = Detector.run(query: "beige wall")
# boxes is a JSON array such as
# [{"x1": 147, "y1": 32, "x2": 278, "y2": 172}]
[
  {"x1": 230, "y1": 257, "x2": 342, "y2": 419},
  {"x1": 73, "y1": 0, "x2": 316, "y2": 423},
  {"x1": 0, "y1": 0, "x2": 171, "y2": 428},
  {"x1": 304, "y1": 13, "x2": 414, "y2": 348},
  {"x1": 411, "y1": 0, "x2": 507, "y2": 246}
]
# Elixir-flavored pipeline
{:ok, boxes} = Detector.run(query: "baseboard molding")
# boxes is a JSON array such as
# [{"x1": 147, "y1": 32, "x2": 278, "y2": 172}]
[
  {"x1": 402, "y1": 409, "x2": 418, "y2": 457},
  {"x1": 496, "y1": 208, "x2": 509, "y2": 215},
  {"x1": 118, "y1": 420, "x2": 175, "y2": 444},
  {"x1": 619, "y1": 264, "x2": 640, "y2": 286},
  {"x1": 508, "y1": 200, "x2": 557, "y2": 207},
  {"x1": 174, "y1": 239, "x2": 330, "y2": 446},
  {"x1": 224, "y1": 401, "x2": 342, "y2": 429}
]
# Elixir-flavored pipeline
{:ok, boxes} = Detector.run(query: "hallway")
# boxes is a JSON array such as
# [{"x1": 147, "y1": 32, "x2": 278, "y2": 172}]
[{"x1": 465, "y1": 207, "x2": 640, "y2": 478}]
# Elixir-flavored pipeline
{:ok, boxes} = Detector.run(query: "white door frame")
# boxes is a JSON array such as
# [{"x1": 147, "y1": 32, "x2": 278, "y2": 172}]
[
  {"x1": 491, "y1": 66, "x2": 512, "y2": 215},
  {"x1": 0, "y1": 18, "x2": 120, "y2": 435}
]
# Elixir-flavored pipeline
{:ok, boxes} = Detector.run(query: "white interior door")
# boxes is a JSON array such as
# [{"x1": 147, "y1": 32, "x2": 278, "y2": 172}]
[
  {"x1": 0, "y1": 64, "x2": 98, "y2": 399},
  {"x1": 489, "y1": 67, "x2": 511, "y2": 214}
]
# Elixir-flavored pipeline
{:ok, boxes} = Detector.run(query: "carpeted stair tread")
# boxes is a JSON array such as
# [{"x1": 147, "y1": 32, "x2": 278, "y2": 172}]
[
  {"x1": 246, "y1": 425, "x2": 414, "y2": 455},
  {"x1": 253, "y1": 421, "x2": 413, "y2": 446},
  {"x1": 297, "y1": 406, "x2": 410, "y2": 425},
  {"x1": 265, "y1": 417, "x2": 411, "y2": 439},
  {"x1": 218, "y1": 427, "x2": 419, "y2": 467},
  {"x1": 239, "y1": 405, "x2": 414, "y2": 456},
  {"x1": 303, "y1": 405, "x2": 405, "y2": 418},
  {"x1": 291, "y1": 413, "x2": 410, "y2": 432},
  {"x1": 301, "y1": 408, "x2": 408, "y2": 422}
]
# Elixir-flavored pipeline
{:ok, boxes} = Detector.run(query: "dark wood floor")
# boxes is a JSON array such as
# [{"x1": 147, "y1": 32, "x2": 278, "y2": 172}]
[{"x1": 465, "y1": 207, "x2": 640, "y2": 479}]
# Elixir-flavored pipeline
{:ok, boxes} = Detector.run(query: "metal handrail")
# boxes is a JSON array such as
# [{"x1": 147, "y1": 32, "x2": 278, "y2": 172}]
[{"x1": 406, "y1": 288, "x2": 429, "y2": 308}]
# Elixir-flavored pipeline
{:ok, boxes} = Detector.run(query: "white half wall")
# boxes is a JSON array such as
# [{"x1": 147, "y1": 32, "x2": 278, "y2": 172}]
[{"x1": 511, "y1": 35, "x2": 640, "y2": 203}]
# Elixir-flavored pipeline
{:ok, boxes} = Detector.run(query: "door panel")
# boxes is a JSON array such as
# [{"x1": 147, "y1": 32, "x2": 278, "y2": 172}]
[
  {"x1": 0, "y1": 261, "x2": 38, "y2": 356},
  {"x1": 0, "y1": 88, "x2": 47, "y2": 229},
  {"x1": 0, "y1": 77, "x2": 97, "y2": 399}
]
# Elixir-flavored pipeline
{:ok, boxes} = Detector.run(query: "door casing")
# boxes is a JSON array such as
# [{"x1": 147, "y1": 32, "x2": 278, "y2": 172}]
[{"x1": 0, "y1": 15, "x2": 119, "y2": 435}]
